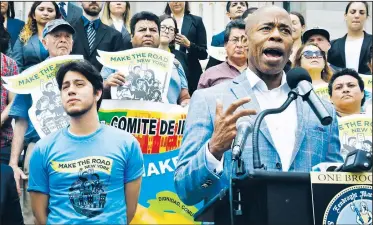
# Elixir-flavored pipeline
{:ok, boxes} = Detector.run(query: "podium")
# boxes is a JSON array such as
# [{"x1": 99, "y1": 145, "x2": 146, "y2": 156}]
[
  {"x1": 194, "y1": 170, "x2": 313, "y2": 225},
  {"x1": 194, "y1": 170, "x2": 373, "y2": 225}
]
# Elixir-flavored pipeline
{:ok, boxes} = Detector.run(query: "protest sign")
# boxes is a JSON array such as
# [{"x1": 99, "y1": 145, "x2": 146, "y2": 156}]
[
  {"x1": 337, "y1": 114, "x2": 372, "y2": 160},
  {"x1": 314, "y1": 83, "x2": 330, "y2": 101},
  {"x1": 1, "y1": 55, "x2": 84, "y2": 138},
  {"x1": 360, "y1": 74, "x2": 372, "y2": 95},
  {"x1": 96, "y1": 48, "x2": 174, "y2": 103},
  {"x1": 208, "y1": 46, "x2": 227, "y2": 62},
  {"x1": 98, "y1": 100, "x2": 201, "y2": 224}
]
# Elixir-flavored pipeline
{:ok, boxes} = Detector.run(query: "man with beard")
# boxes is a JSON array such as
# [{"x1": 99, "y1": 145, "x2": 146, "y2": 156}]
[
  {"x1": 174, "y1": 6, "x2": 343, "y2": 206},
  {"x1": 70, "y1": 1, "x2": 127, "y2": 71},
  {"x1": 27, "y1": 60, "x2": 143, "y2": 224},
  {"x1": 8, "y1": 19, "x2": 75, "y2": 224}
]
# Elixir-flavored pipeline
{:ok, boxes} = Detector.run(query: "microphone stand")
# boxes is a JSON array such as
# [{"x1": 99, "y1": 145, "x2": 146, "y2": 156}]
[
  {"x1": 252, "y1": 90, "x2": 299, "y2": 170},
  {"x1": 230, "y1": 90, "x2": 298, "y2": 225}
]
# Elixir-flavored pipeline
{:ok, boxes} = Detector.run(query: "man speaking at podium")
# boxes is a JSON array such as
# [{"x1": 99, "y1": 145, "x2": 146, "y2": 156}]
[{"x1": 174, "y1": 6, "x2": 343, "y2": 206}]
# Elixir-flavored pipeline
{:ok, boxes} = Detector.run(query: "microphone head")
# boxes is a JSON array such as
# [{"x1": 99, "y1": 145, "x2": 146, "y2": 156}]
[
  {"x1": 236, "y1": 116, "x2": 254, "y2": 132},
  {"x1": 286, "y1": 67, "x2": 312, "y2": 89}
]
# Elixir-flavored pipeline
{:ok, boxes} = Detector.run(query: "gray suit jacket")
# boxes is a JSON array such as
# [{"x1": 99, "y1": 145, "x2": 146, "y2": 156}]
[
  {"x1": 11, "y1": 35, "x2": 48, "y2": 72},
  {"x1": 174, "y1": 73, "x2": 343, "y2": 206},
  {"x1": 66, "y1": 2, "x2": 82, "y2": 24}
]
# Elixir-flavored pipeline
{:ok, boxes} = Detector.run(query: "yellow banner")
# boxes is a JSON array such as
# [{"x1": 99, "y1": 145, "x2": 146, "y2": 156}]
[
  {"x1": 360, "y1": 74, "x2": 372, "y2": 92},
  {"x1": 314, "y1": 83, "x2": 330, "y2": 101},
  {"x1": 131, "y1": 191, "x2": 199, "y2": 224},
  {"x1": 97, "y1": 48, "x2": 174, "y2": 71},
  {"x1": 51, "y1": 156, "x2": 113, "y2": 175},
  {"x1": 1, "y1": 55, "x2": 84, "y2": 94}
]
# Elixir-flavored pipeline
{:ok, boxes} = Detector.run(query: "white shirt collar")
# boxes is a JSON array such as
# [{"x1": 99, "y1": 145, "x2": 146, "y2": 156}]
[{"x1": 245, "y1": 68, "x2": 289, "y2": 92}]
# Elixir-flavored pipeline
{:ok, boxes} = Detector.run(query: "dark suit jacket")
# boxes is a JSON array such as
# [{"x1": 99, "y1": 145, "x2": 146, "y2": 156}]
[
  {"x1": 11, "y1": 35, "x2": 48, "y2": 72},
  {"x1": 6, "y1": 18, "x2": 25, "y2": 48},
  {"x1": 328, "y1": 31, "x2": 372, "y2": 74},
  {"x1": 0, "y1": 164, "x2": 24, "y2": 225},
  {"x1": 66, "y1": 2, "x2": 82, "y2": 24},
  {"x1": 110, "y1": 24, "x2": 132, "y2": 50},
  {"x1": 211, "y1": 30, "x2": 224, "y2": 47},
  {"x1": 71, "y1": 18, "x2": 127, "y2": 71},
  {"x1": 178, "y1": 14, "x2": 208, "y2": 94},
  {"x1": 171, "y1": 48, "x2": 189, "y2": 80}
]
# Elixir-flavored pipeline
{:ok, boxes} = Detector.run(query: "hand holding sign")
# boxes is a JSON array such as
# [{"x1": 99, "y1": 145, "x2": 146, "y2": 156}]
[{"x1": 104, "y1": 71, "x2": 126, "y2": 89}]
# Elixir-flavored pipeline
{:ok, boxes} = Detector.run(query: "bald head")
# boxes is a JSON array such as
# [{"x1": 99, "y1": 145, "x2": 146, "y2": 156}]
[
  {"x1": 244, "y1": 5, "x2": 293, "y2": 76},
  {"x1": 245, "y1": 5, "x2": 290, "y2": 33}
]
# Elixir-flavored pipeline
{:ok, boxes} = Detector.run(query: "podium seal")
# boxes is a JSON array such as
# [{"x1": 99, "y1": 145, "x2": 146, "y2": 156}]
[{"x1": 323, "y1": 185, "x2": 372, "y2": 225}]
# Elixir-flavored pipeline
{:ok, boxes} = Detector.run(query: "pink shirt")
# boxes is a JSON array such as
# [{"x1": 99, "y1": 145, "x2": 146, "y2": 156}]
[{"x1": 197, "y1": 61, "x2": 243, "y2": 89}]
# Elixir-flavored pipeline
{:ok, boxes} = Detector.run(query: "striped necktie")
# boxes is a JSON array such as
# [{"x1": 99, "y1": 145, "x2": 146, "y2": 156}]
[
  {"x1": 87, "y1": 21, "x2": 96, "y2": 52},
  {"x1": 58, "y1": 2, "x2": 67, "y2": 19}
]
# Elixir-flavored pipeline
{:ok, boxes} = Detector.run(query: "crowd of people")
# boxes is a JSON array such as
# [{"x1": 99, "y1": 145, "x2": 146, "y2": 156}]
[{"x1": 0, "y1": 1, "x2": 372, "y2": 225}]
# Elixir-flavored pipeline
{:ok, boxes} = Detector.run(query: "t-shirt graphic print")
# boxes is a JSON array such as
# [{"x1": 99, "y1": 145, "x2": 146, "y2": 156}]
[{"x1": 51, "y1": 156, "x2": 114, "y2": 218}]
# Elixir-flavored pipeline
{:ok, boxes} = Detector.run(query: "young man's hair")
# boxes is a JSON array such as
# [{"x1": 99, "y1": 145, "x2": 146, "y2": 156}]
[
  {"x1": 226, "y1": 1, "x2": 249, "y2": 13},
  {"x1": 328, "y1": 68, "x2": 365, "y2": 106},
  {"x1": 241, "y1": 7, "x2": 258, "y2": 20},
  {"x1": 56, "y1": 60, "x2": 104, "y2": 110},
  {"x1": 130, "y1": 11, "x2": 160, "y2": 36},
  {"x1": 224, "y1": 19, "x2": 246, "y2": 44}
]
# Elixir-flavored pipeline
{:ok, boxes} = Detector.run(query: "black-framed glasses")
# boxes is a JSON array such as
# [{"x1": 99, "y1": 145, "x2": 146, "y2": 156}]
[
  {"x1": 301, "y1": 50, "x2": 325, "y2": 59},
  {"x1": 160, "y1": 25, "x2": 175, "y2": 33}
]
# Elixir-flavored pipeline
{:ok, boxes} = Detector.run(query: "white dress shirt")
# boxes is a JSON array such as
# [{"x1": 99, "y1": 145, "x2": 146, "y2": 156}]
[
  {"x1": 345, "y1": 37, "x2": 364, "y2": 72},
  {"x1": 112, "y1": 18, "x2": 124, "y2": 32},
  {"x1": 206, "y1": 69, "x2": 298, "y2": 172}
]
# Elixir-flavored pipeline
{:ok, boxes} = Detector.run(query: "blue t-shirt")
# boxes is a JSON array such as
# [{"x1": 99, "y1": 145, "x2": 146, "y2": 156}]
[
  {"x1": 28, "y1": 124, "x2": 144, "y2": 224},
  {"x1": 101, "y1": 60, "x2": 188, "y2": 104},
  {"x1": 8, "y1": 94, "x2": 40, "y2": 142}
]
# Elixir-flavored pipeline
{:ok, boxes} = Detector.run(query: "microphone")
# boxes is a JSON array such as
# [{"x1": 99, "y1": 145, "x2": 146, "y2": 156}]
[
  {"x1": 287, "y1": 67, "x2": 333, "y2": 126},
  {"x1": 231, "y1": 117, "x2": 254, "y2": 161},
  {"x1": 335, "y1": 149, "x2": 372, "y2": 172}
]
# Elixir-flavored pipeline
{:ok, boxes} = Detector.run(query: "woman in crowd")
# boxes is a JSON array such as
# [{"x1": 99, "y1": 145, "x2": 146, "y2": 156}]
[
  {"x1": 328, "y1": 68, "x2": 365, "y2": 117},
  {"x1": 289, "y1": 11, "x2": 306, "y2": 63},
  {"x1": 12, "y1": 1, "x2": 60, "y2": 72},
  {"x1": 1, "y1": 1, "x2": 25, "y2": 50},
  {"x1": 101, "y1": 1, "x2": 132, "y2": 49},
  {"x1": 328, "y1": 1, "x2": 372, "y2": 74},
  {"x1": 159, "y1": 14, "x2": 189, "y2": 80},
  {"x1": 164, "y1": 2, "x2": 208, "y2": 95},
  {"x1": 293, "y1": 43, "x2": 333, "y2": 86},
  {"x1": 0, "y1": 14, "x2": 17, "y2": 165}
]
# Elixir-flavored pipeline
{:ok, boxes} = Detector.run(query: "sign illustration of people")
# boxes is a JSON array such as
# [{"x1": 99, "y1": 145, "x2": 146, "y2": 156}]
[
  {"x1": 96, "y1": 48, "x2": 175, "y2": 103},
  {"x1": 33, "y1": 79, "x2": 70, "y2": 135},
  {"x1": 1, "y1": 55, "x2": 84, "y2": 138},
  {"x1": 338, "y1": 114, "x2": 372, "y2": 160}
]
